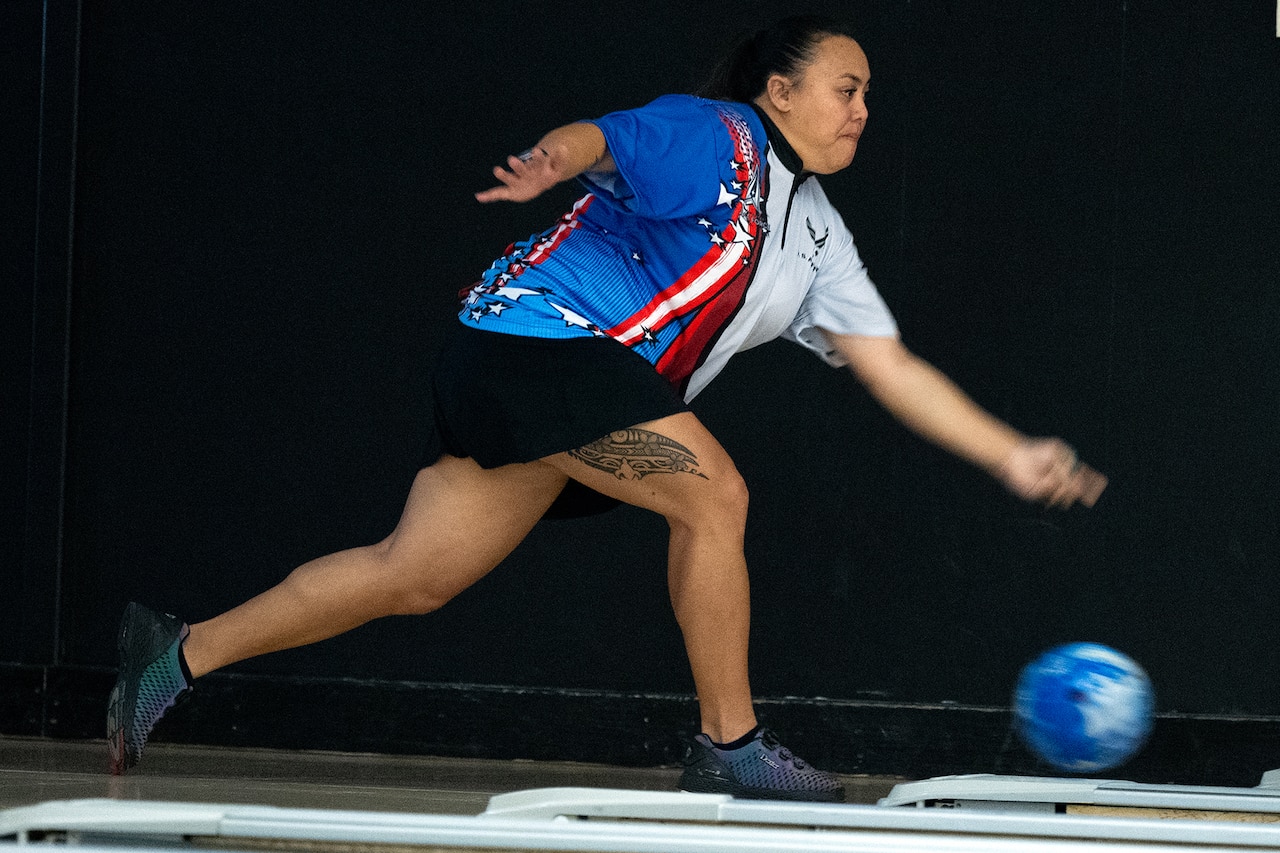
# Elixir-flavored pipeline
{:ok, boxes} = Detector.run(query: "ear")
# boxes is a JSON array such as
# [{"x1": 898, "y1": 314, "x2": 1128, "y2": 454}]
[{"x1": 763, "y1": 73, "x2": 793, "y2": 112}]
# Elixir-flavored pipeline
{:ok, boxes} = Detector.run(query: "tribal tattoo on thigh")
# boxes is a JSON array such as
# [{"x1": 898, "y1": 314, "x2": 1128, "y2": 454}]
[{"x1": 569, "y1": 429, "x2": 709, "y2": 481}]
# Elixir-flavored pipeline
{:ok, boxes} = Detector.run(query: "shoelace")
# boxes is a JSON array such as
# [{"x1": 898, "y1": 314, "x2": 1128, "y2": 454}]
[{"x1": 760, "y1": 729, "x2": 809, "y2": 769}]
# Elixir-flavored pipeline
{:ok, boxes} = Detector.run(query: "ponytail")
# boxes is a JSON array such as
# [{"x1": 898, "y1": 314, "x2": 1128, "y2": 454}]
[{"x1": 697, "y1": 15, "x2": 859, "y2": 103}]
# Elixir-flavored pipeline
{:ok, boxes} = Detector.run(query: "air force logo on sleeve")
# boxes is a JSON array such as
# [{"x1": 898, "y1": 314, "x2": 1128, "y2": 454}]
[{"x1": 800, "y1": 217, "x2": 829, "y2": 272}]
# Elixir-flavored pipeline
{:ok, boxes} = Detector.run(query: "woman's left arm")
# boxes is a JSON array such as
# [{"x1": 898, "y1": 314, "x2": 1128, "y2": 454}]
[
  {"x1": 475, "y1": 122, "x2": 616, "y2": 204},
  {"x1": 824, "y1": 330, "x2": 1108, "y2": 509}
]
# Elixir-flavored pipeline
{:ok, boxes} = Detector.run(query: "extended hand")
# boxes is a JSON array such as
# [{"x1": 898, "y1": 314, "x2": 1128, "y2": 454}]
[
  {"x1": 998, "y1": 438, "x2": 1108, "y2": 509},
  {"x1": 475, "y1": 147, "x2": 558, "y2": 204}
]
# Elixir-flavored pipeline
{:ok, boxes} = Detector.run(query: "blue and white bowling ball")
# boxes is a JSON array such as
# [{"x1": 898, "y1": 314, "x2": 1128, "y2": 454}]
[{"x1": 1013, "y1": 642, "x2": 1155, "y2": 773}]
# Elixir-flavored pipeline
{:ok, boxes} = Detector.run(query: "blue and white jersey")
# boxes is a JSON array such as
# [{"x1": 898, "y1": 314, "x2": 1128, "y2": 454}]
[{"x1": 459, "y1": 94, "x2": 898, "y2": 401}]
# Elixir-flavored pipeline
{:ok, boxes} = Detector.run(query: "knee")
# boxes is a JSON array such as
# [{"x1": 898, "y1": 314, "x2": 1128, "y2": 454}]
[
  {"x1": 388, "y1": 585, "x2": 452, "y2": 617},
  {"x1": 670, "y1": 468, "x2": 750, "y2": 536},
  {"x1": 365, "y1": 541, "x2": 455, "y2": 617},
  {"x1": 719, "y1": 470, "x2": 750, "y2": 527}
]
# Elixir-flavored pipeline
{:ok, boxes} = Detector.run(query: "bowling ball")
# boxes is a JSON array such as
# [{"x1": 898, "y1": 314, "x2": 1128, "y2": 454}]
[{"x1": 1014, "y1": 642, "x2": 1154, "y2": 773}]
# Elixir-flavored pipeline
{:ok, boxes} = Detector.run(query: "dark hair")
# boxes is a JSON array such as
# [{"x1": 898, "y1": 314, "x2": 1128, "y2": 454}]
[{"x1": 698, "y1": 15, "x2": 859, "y2": 102}]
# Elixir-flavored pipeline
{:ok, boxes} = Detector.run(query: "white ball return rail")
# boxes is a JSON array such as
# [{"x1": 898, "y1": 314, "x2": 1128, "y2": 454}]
[{"x1": 5, "y1": 772, "x2": 1280, "y2": 852}]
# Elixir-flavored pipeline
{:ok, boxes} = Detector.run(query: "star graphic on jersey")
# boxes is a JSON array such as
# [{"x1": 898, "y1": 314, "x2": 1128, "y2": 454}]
[
  {"x1": 709, "y1": 232, "x2": 726, "y2": 247},
  {"x1": 485, "y1": 301, "x2": 509, "y2": 316},
  {"x1": 494, "y1": 285, "x2": 541, "y2": 301},
  {"x1": 469, "y1": 306, "x2": 485, "y2": 322},
  {"x1": 697, "y1": 217, "x2": 714, "y2": 228},
  {"x1": 631, "y1": 250, "x2": 645, "y2": 264},
  {"x1": 550, "y1": 302, "x2": 603, "y2": 335},
  {"x1": 717, "y1": 182, "x2": 738, "y2": 207},
  {"x1": 641, "y1": 326, "x2": 658, "y2": 344}
]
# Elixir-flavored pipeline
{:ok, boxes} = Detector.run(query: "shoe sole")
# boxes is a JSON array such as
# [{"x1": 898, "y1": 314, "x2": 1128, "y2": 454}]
[
  {"x1": 679, "y1": 774, "x2": 845, "y2": 803},
  {"x1": 107, "y1": 603, "x2": 181, "y2": 775}
]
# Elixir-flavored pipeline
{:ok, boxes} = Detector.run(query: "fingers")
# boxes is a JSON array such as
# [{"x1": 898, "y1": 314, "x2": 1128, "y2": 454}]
[
  {"x1": 1040, "y1": 458, "x2": 1108, "y2": 510},
  {"x1": 1004, "y1": 438, "x2": 1108, "y2": 510},
  {"x1": 473, "y1": 167, "x2": 519, "y2": 203},
  {"x1": 1045, "y1": 444, "x2": 1080, "y2": 508},
  {"x1": 474, "y1": 147, "x2": 552, "y2": 204},
  {"x1": 1075, "y1": 464, "x2": 1109, "y2": 507}
]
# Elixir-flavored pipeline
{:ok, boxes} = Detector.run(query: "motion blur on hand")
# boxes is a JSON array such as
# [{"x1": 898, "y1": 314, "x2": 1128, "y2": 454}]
[{"x1": 998, "y1": 437, "x2": 1108, "y2": 509}]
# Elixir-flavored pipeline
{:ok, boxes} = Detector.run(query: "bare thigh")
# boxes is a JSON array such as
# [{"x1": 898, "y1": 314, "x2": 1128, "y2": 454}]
[
  {"x1": 382, "y1": 454, "x2": 570, "y2": 609},
  {"x1": 540, "y1": 412, "x2": 747, "y2": 527}
]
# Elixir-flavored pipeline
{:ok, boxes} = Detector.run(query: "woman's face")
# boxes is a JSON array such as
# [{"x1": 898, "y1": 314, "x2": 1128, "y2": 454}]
[{"x1": 759, "y1": 35, "x2": 870, "y2": 175}]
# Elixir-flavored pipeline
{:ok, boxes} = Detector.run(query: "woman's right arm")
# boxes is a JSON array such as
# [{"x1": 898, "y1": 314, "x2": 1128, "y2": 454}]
[{"x1": 475, "y1": 122, "x2": 615, "y2": 204}]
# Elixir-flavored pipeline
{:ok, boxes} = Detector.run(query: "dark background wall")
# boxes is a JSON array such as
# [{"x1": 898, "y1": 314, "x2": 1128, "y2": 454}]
[
  {"x1": 2, "y1": 1, "x2": 45, "y2": 665},
  {"x1": 5, "y1": 0, "x2": 1279, "y2": 783}
]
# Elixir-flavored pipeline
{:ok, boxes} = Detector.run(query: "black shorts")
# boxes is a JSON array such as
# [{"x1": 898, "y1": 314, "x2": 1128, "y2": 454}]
[{"x1": 423, "y1": 324, "x2": 690, "y2": 517}]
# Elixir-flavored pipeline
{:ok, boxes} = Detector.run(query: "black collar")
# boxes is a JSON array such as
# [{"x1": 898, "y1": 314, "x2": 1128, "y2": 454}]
[{"x1": 750, "y1": 103, "x2": 807, "y2": 177}]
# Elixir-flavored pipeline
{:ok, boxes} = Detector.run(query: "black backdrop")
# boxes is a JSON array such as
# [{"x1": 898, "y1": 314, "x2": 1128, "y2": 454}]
[{"x1": 5, "y1": 0, "x2": 1280, "y2": 783}]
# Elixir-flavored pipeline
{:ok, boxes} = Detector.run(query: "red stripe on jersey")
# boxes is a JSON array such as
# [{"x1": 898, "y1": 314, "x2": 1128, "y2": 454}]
[
  {"x1": 460, "y1": 196, "x2": 595, "y2": 302},
  {"x1": 606, "y1": 107, "x2": 762, "y2": 351},
  {"x1": 654, "y1": 242, "x2": 761, "y2": 395},
  {"x1": 520, "y1": 195, "x2": 593, "y2": 268},
  {"x1": 606, "y1": 237, "x2": 750, "y2": 345},
  {"x1": 654, "y1": 128, "x2": 769, "y2": 395}
]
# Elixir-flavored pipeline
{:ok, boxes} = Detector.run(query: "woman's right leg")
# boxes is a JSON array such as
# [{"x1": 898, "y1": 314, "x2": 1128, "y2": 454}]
[
  {"x1": 183, "y1": 455, "x2": 569, "y2": 677},
  {"x1": 110, "y1": 454, "x2": 567, "y2": 773}
]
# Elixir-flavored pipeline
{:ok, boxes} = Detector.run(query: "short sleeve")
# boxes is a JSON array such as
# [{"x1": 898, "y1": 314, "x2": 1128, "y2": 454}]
[
  {"x1": 581, "y1": 95, "x2": 743, "y2": 220},
  {"x1": 781, "y1": 214, "x2": 899, "y2": 367}
]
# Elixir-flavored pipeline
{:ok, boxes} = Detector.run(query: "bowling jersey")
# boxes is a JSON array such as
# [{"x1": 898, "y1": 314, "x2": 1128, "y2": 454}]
[{"x1": 458, "y1": 94, "x2": 898, "y2": 401}]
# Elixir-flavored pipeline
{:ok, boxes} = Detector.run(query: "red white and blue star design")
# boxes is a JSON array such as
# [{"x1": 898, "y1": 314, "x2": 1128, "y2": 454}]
[{"x1": 458, "y1": 96, "x2": 768, "y2": 397}]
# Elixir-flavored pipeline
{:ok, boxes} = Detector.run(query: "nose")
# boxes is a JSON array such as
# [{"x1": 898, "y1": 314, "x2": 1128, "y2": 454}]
[{"x1": 852, "y1": 91, "x2": 868, "y2": 122}]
